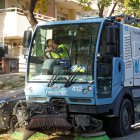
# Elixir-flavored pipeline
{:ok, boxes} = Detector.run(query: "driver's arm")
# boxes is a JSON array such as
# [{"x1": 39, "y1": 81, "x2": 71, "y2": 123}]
[{"x1": 56, "y1": 47, "x2": 63, "y2": 53}]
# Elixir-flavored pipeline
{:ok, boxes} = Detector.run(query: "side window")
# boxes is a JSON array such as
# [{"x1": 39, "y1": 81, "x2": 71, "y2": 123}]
[
  {"x1": 29, "y1": 29, "x2": 46, "y2": 77},
  {"x1": 0, "y1": 0, "x2": 5, "y2": 9},
  {"x1": 35, "y1": 30, "x2": 46, "y2": 57},
  {"x1": 98, "y1": 26, "x2": 119, "y2": 64}
]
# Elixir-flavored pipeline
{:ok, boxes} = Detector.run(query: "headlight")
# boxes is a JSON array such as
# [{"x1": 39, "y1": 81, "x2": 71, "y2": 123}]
[{"x1": 0, "y1": 100, "x2": 7, "y2": 108}]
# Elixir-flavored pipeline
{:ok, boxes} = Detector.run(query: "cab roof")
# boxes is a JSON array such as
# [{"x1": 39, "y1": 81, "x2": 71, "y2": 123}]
[{"x1": 37, "y1": 17, "x2": 106, "y2": 27}]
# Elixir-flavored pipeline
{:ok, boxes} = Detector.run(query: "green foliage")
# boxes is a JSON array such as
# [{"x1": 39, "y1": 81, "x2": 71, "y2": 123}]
[
  {"x1": 79, "y1": 0, "x2": 140, "y2": 18},
  {"x1": 79, "y1": 0, "x2": 124, "y2": 17},
  {"x1": 34, "y1": 0, "x2": 49, "y2": 14},
  {"x1": 133, "y1": 23, "x2": 140, "y2": 28},
  {"x1": 79, "y1": 0, "x2": 92, "y2": 11},
  {"x1": 98, "y1": 0, "x2": 111, "y2": 7},
  {"x1": 124, "y1": 0, "x2": 140, "y2": 17},
  {"x1": 129, "y1": 0, "x2": 140, "y2": 9}
]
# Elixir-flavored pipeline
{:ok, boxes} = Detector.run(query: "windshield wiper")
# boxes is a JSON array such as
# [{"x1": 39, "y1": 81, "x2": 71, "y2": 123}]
[
  {"x1": 65, "y1": 35, "x2": 93, "y2": 87},
  {"x1": 48, "y1": 65, "x2": 64, "y2": 87},
  {"x1": 64, "y1": 65, "x2": 83, "y2": 87},
  {"x1": 48, "y1": 60, "x2": 70, "y2": 87}
]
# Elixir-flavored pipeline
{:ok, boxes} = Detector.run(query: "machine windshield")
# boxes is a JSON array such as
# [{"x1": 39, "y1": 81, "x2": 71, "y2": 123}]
[{"x1": 28, "y1": 22, "x2": 100, "y2": 83}]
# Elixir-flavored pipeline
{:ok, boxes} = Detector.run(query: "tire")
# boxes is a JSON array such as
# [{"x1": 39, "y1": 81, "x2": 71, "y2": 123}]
[
  {"x1": 115, "y1": 98, "x2": 132, "y2": 136},
  {"x1": 103, "y1": 98, "x2": 132, "y2": 136}
]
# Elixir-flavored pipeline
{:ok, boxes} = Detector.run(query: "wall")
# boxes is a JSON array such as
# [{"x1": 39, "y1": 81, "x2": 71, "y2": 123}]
[
  {"x1": 5, "y1": 0, "x2": 19, "y2": 8},
  {"x1": 17, "y1": 14, "x2": 31, "y2": 37},
  {"x1": 46, "y1": 0, "x2": 55, "y2": 18},
  {"x1": 3, "y1": 12, "x2": 17, "y2": 36},
  {"x1": 0, "y1": 13, "x2": 5, "y2": 42}
]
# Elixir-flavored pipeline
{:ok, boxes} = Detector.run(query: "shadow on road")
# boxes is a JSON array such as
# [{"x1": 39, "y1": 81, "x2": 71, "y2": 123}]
[{"x1": 111, "y1": 123, "x2": 140, "y2": 140}]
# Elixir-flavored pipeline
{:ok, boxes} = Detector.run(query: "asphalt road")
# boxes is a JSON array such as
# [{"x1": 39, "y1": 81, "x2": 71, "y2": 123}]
[
  {"x1": 112, "y1": 123, "x2": 140, "y2": 140},
  {"x1": 0, "y1": 124, "x2": 140, "y2": 140}
]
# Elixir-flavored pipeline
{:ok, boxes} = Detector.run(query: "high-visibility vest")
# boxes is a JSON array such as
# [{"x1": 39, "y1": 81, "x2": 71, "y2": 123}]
[
  {"x1": 71, "y1": 65, "x2": 86, "y2": 73},
  {"x1": 50, "y1": 44, "x2": 69, "y2": 59}
]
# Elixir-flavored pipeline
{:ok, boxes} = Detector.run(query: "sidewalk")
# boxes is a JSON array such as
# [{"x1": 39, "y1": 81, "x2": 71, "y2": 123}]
[{"x1": 0, "y1": 73, "x2": 25, "y2": 91}]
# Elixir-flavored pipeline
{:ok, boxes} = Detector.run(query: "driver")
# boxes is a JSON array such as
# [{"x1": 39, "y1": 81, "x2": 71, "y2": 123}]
[
  {"x1": 42, "y1": 39, "x2": 69, "y2": 75},
  {"x1": 45, "y1": 39, "x2": 69, "y2": 59}
]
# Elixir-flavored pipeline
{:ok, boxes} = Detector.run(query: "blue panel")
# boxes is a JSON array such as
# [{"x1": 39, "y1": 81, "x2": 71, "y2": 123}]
[
  {"x1": 119, "y1": 23, "x2": 124, "y2": 58},
  {"x1": 38, "y1": 18, "x2": 106, "y2": 26},
  {"x1": 94, "y1": 18, "x2": 105, "y2": 95},
  {"x1": 26, "y1": 83, "x2": 96, "y2": 105},
  {"x1": 112, "y1": 57, "x2": 124, "y2": 86},
  {"x1": 96, "y1": 83, "x2": 122, "y2": 105},
  {"x1": 95, "y1": 23, "x2": 124, "y2": 105},
  {"x1": 47, "y1": 83, "x2": 96, "y2": 105}
]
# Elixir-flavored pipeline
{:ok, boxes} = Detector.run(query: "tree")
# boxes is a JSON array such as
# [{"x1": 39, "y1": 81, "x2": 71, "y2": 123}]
[
  {"x1": 17, "y1": 0, "x2": 49, "y2": 29},
  {"x1": 125, "y1": 0, "x2": 140, "y2": 17},
  {"x1": 79, "y1": 0, "x2": 124, "y2": 17}
]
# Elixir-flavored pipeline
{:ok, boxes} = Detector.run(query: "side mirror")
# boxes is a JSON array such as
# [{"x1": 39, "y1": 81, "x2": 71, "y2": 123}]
[{"x1": 23, "y1": 30, "x2": 32, "y2": 48}]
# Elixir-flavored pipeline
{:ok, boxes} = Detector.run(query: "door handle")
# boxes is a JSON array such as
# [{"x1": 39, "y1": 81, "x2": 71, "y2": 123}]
[{"x1": 118, "y1": 62, "x2": 121, "y2": 72}]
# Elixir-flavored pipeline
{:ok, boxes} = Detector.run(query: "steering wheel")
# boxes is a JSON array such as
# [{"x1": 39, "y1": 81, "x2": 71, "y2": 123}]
[{"x1": 45, "y1": 50, "x2": 53, "y2": 59}]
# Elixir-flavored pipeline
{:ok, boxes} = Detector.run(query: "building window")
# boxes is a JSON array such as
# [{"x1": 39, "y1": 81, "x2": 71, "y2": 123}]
[
  {"x1": 0, "y1": 0, "x2": 5, "y2": 9},
  {"x1": 57, "y1": 12, "x2": 68, "y2": 21}
]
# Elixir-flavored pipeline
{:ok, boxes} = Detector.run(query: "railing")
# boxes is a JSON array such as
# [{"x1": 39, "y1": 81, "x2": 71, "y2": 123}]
[
  {"x1": 67, "y1": 0, "x2": 79, "y2": 3},
  {"x1": 56, "y1": 0, "x2": 79, "y2": 3},
  {"x1": 0, "y1": 7, "x2": 55, "y2": 21}
]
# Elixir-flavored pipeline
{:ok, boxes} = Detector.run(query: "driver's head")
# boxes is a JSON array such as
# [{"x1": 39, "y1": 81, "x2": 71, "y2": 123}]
[{"x1": 46, "y1": 39, "x2": 57, "y2": 50}]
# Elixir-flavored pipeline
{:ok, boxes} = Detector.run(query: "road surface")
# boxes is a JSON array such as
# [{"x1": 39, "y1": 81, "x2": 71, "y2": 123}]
[
  {"x1": 0, "y1": 124, "x2": 140, "y2": 140},
  {"x1": 112, "y1": 123, "x2": 140, "y2": 140}
]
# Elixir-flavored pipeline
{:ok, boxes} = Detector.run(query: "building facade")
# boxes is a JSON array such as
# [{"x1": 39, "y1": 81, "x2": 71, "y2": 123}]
[{"x1": 0, "y1": 0, "x2": 84, "y2": 73}]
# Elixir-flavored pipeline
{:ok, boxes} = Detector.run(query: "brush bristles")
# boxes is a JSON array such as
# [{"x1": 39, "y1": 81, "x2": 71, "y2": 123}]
[{"x1": 27, "y1": 117, "x2": 72, "y2": 131}]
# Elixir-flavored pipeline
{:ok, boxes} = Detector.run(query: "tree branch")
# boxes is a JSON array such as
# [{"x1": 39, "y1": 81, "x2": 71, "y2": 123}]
[
  {"x1": 30, "y1": 0, "x2": 38, "y2": 13},
  {"x1": 109, "y1": 1, "x2": 119, "y2": 17},
  {"x1": 16, "y1": 0, "x2": 38, "y2": 29},
  {"x1": 99, "y1": 4, "x2": 105, "y2": 17},
  {"x1": 16, "y1": 0, "x2": 26, "y2": 11}
]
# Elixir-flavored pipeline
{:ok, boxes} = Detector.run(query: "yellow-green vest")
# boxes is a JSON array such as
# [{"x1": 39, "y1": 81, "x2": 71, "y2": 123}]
[{"x1": 50, "y1": 44, "x2": 69, "y2": 59}]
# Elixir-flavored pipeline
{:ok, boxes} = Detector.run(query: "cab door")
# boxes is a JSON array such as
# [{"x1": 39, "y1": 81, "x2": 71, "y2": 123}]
[{"x1": 96, "y1": 25, "x2": 120, "y2": 102}]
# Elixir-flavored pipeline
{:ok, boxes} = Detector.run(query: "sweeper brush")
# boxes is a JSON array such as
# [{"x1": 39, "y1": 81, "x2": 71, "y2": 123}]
[{"x1": 27, "y1": 114, "x2": 72, "y2": 131}]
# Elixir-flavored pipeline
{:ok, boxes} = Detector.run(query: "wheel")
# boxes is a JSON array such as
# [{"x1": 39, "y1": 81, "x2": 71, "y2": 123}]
[
  {"x1": 103, "y1": 98, "x2": 132, "y2": 136},
  {"x1": 116, "y1": 98, "x2": 132, "y2": 136}
]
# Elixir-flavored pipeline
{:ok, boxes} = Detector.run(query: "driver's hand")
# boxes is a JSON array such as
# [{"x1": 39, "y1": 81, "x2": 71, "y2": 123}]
[
  {"x1": 45, "y1": 51, "x2": 51, "y2": 58},
  {"x1": 45, "y1": 47, "x2": 52, "y2": 52}
]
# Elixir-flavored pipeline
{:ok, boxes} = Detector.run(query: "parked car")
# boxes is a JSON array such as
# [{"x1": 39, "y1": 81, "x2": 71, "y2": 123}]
[{"x1": 0, "y1": 73, "x2": 25, "y2": 132}]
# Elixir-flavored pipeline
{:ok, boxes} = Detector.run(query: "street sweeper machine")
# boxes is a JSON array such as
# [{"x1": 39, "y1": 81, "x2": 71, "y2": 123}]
[{"x1": 13, "y1": 15, "x2": 140, "y2": 136}]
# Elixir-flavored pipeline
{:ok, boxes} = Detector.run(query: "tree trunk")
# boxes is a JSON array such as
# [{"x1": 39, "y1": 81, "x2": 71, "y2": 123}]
[
  {"x1": 17, "y1": 0, "x2": 38, "y2": 29},
  {"x1": 98, "y1": 3, "x2": 104, "y2": 17},
  {"x1": 24, "y1": 12, "x2": 38, "y2": 29},
  {"x1": 109, "y1": 1, "x2": 119, "y2": 17}
]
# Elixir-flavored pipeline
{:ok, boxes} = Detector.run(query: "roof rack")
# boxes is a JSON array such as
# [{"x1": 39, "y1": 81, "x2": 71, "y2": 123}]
[{"x1": 109, "y1": 14, "x2": 140, "y2": 24}]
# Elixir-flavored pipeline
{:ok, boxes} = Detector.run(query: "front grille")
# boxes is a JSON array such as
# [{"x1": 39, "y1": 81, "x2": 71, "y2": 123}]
[
  {"x1": 69, "y1": 98, "x2": 91, "y2": 103},
  {"x1": 28, "y1": 97, "x2": 47, "y2": 101}
]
